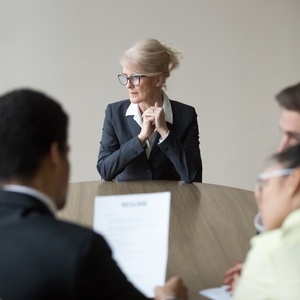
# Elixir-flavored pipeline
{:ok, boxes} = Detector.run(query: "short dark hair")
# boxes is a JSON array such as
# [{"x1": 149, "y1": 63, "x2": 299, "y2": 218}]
[
  {"x1": 271, "y1": 143, "x2": 300, "y2": 169},
  {"x1": 0, "y1": 89, "x2": 68, "y2": 180},
  {"x1": 276, "y1": 82, "x2": 300, "y2": 112}
]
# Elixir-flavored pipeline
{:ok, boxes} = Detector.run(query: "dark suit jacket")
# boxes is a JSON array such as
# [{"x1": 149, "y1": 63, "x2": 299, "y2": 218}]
[
  {"x1": 0, "y1": 190, "x2": 149, "y2": 300},
  {"x1": 97, "y1": 99, "x2": 202, "y2": 183}
]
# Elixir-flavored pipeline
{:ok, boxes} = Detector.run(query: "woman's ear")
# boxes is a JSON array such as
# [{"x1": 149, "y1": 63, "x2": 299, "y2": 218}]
[{"x1": 155, "y1": 74, "x2": 165, "y2": 87}]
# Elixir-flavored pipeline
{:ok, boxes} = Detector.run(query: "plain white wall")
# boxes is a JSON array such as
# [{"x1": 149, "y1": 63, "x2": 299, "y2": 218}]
[{"x1": 1, "y1": 0, "x2": 300, "y2": 190}]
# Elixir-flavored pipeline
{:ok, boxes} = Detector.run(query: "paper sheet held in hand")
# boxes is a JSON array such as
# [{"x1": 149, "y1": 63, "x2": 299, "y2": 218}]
[
  {"x1": 93, "y1": 192, "x2": 171, "y2": 297},
  {"x1": 200, "y1": 285, "x2": 232, "y2": 300}
]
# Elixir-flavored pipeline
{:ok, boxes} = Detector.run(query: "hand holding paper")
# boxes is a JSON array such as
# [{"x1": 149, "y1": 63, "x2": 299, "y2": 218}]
[
  {"x1": 223, "y1": 262, "x2": 243, "y2": 293},
  {"x1": 155, "y1": 277, "x2": 188, "y2": 300},
  {"x1": 93, "y1": 192, "x2": 171, "y2": 298}
]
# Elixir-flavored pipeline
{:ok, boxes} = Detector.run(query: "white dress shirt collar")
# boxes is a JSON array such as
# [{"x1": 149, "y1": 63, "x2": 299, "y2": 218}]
[
  {"x1": 2, "y1": 184, "x2": 57, "y2": 214},
  {"x1": 162, "y1": 91, "x2": 173, "y2": 124},
  {"x1": 125, "y1": 90, "x2": 173, "y2": 125}
]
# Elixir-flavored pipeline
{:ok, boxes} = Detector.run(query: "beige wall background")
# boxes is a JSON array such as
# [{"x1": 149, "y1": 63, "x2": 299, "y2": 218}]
[{"x1": 1, "y1": 0, "x2": 300, "y2": 191}]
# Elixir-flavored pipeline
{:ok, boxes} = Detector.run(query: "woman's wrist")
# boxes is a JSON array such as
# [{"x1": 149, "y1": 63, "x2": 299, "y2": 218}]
[
  {"x1": 138, "y1": 134, "x2": 147, "y2": 145},
  {"x1": 158, "y1": 130, "x2": 170, "y2": 143}
]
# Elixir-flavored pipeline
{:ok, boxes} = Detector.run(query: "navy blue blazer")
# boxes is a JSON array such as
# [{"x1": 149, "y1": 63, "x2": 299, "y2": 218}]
[
  {"x1": 97, "y1": 99, "x2": 202, "y2": 183},
  {"x1": 0, "y1": 190, "x2": 149, "y2": 300}
]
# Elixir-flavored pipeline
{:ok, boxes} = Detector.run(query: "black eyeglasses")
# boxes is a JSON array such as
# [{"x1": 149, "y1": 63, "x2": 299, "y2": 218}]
[{"x1": 118, "y1": 74, "x2": 147, "y2": 86}]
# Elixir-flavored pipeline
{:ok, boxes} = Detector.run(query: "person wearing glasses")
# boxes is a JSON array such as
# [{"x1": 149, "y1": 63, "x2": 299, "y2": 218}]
[
  {"x1": 96, "y1": 38, "x2": 202, "y2": 183},
  {"x1": 231, "y1": 143, "x2": 300, "y2": 299},
  {"x1": 224, "y1": 81, "x2": 300, "y2": 293}
]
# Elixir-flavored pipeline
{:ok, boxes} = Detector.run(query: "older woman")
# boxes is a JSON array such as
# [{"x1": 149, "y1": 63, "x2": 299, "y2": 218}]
[
  {"x1": 97, "y1": 38, "x2": 202, "y2": 183},
  {"x1": 232, "y1": 143, "x2": 300, "y2": 299}
]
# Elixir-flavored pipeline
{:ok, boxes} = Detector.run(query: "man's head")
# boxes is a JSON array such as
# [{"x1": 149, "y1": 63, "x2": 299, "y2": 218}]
[
  {"x1": 276, "y1": 82, "x2": 300, "y2": 152},
  {"x1": 0, "y1": 89, "x2": 69, "y2": 208}
]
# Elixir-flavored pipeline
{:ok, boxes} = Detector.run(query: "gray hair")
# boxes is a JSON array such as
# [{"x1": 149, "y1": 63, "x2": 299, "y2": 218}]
[{"x1": 120, "y1": 38, "x2": 182, "y2": 89}]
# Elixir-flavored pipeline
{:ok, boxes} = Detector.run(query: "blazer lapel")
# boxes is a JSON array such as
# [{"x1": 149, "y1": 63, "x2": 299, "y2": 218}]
[
  {"x1": 127, "y1": 116, "x2": 141, "y2": 138},
  {"x1": 126, "y1": 116, "x2": 149, "y2": 160}
]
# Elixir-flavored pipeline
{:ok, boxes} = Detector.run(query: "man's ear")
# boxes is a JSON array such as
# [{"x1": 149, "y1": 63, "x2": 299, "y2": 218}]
[{"x1": 49, "y1": 142, "x2": 61, "y2": 167}]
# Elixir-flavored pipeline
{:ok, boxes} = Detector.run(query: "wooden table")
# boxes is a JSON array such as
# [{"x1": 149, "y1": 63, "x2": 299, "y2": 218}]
[{"x1": 58, "y1": 180, "x2": 257, "y2": 300}]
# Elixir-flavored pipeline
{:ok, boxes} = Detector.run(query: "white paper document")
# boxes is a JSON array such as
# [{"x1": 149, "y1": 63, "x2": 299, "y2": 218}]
[
  {"x1": 93, "y1": 192, "x2": 171, "y2": 298},
  {"x1": 200, "y1": 285, "x2": 232, "y2": 300}
]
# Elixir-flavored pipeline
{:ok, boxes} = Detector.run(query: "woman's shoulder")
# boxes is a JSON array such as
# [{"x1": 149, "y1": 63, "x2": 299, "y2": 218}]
[
  {"x1": 107, "y1": 99, "x2": 130, "y2": 107},
  {"x1": 106, "y1": 99, "x2": 131, "y2": 112},
  {"x1": 170, "y1": 99, "x2": 195, "y2": 110},
  {"x1": 170, "y1": 99, "x2": 196, "y2": 115}
]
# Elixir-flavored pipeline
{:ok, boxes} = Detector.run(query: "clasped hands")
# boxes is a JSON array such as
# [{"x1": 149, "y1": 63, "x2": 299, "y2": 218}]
[{"x1": 138, "y1": 102, "x2": 169, "y2": 144}]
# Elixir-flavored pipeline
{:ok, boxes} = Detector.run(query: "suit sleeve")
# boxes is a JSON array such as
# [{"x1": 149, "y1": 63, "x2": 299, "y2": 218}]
[
  {"x1": 158, "y1": 107, "x2": 202, "y2": 183},
  {"x1": 96, "y1": 104, "x2": 145, "y2": 180},
  {"x1": 76, "y1": 233, "x2": 150, "y2": 300}
]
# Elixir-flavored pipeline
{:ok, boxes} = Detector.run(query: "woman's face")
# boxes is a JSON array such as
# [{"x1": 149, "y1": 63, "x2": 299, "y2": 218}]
[
  {"x1": 122, "y1": 67, "x2": 161, "y2": 105},
  {"x1": 255, "y1": 163, "x2": 294, "y2": 231}
]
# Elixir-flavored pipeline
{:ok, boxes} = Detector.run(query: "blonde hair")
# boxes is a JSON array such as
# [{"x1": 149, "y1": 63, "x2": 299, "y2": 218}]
[{"x1": 120, "y1": 38, "x2": 182, "y2": 89}]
